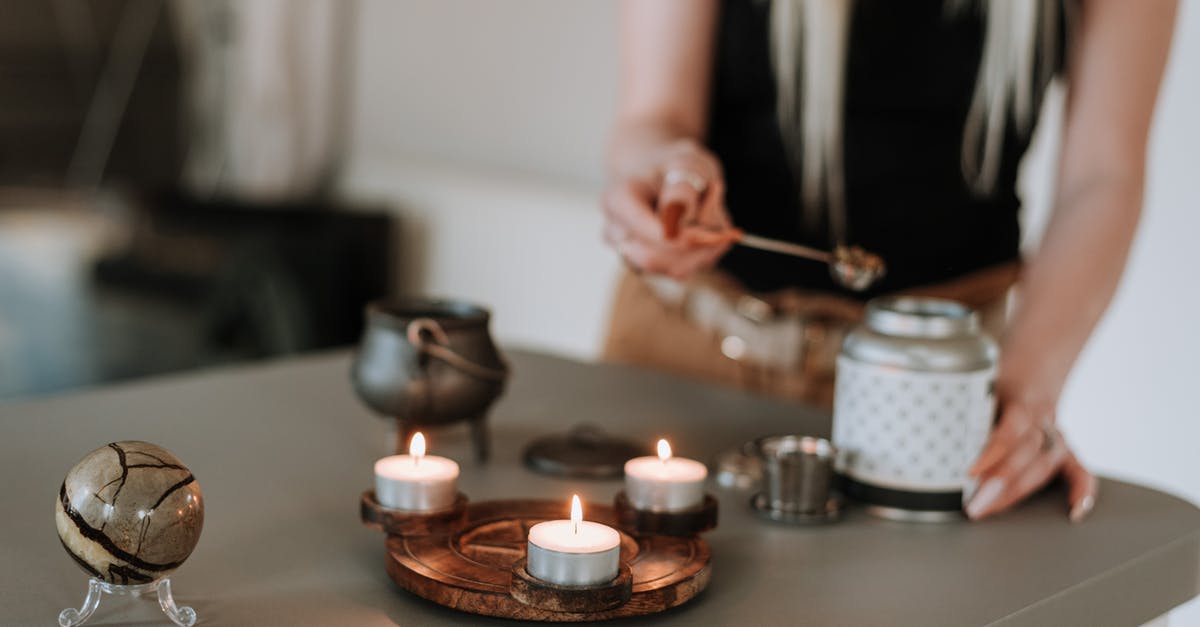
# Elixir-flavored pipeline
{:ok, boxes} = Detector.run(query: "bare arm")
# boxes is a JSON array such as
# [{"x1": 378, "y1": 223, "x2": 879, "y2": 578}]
[
  {"x1": 1002, "y1": 0, "x2": 1176, "y2": 403},
  {"x1": 603, "y1": 0, "x2": 737, "y2": 278},
  {"x1": 609, "y1": 0, "x2": 718, "y2": 176},
  {"x1": 967, "y1": 0, "x2": 1178, "y2": 520}
]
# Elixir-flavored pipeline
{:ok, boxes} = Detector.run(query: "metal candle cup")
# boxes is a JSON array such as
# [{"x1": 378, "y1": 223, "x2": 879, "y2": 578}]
[
  {"x1": 374, "y1": 433, "x2": 460, "y2": 512},
  {"x1": 623, "y1": 440, "x2": 707, "y2": 512},
  {"x1": 526, "y1": 496, "x2": 621, "y2": 587},
  {"x1": 759, "y1": 435, "x2": 836, "y2": 514}
]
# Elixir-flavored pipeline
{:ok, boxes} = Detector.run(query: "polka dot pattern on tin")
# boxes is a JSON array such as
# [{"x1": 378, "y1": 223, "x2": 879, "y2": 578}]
[{"x1": 832, "y1": 357, "x2": 995, "y2": 492}]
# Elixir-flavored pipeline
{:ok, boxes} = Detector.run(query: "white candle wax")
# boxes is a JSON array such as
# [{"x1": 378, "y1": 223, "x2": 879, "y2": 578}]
[
  {"x1": 374, "y1": 433, "x2": 459, "y2": 512},
  {"x1": 526, "y1": 496, "x2": 621, "y2": 587},
  {"x1": 623, "y1": 439, "x2": 707, "y2": 512}
]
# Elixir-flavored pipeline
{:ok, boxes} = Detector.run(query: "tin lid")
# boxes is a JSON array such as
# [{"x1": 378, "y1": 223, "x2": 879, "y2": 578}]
[
  {"x1": 522, "y1": 424, "x2": 649, "y2": 479},
  {"x1": 865, "y1": 296, "x2": 979, "y2": 339}
]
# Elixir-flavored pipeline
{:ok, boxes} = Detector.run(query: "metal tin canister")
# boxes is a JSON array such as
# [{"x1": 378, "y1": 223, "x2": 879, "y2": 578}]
[{"x1": 832, "y1": 296, "x2": 998, "y2": 522}]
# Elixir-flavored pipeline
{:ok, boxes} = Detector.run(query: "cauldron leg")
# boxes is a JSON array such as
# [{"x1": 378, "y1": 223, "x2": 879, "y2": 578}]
[{"x1": 470, "y1": 416, "x2": 490, "y2": 462}]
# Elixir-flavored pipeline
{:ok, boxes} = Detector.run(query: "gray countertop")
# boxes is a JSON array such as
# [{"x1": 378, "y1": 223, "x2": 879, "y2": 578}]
[{"x1": 2, "y1": 349, "x2": 1197, "y2": 626}]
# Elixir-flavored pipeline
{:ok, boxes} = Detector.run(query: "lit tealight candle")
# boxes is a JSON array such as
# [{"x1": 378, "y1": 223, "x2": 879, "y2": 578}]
[
  {"x1": 623, "y1": 439, "x2": 708, "y2": 512},
  {"x1": 526, "y1": 495, "x2": 621, "y2": 587},
  {"x1": 374, "y1": 432, "x2": 460, "y2": 512}
]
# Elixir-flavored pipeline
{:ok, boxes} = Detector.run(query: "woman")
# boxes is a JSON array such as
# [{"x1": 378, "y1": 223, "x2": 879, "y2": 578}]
[{"x1": 601, "y1": 0, "x2": 1176, "y2": 521}]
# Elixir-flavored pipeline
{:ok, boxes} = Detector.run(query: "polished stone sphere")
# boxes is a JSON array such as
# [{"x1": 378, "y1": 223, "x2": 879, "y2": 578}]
[{"x1": 55, "y1": 441, "x2": 204, "y2": 584}]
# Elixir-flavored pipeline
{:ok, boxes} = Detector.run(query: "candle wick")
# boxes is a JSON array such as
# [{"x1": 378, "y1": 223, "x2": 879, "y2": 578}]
[{"x1": 573, "y1": 521, "x2": 579, "y2": 535}]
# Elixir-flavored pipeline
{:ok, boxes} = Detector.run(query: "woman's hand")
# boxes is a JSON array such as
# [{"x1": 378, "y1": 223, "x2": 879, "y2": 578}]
[
  {"x1": 964, "y1": 396, "x2": 1098, "y2": 522},
  {"x1": 602, "y1": 139, "x2": 741, "y2": 279}
]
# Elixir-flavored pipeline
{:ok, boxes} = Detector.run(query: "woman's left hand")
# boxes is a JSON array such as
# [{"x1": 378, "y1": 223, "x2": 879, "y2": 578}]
[{"x1": 964, "y1": 398, "x2": 1098, "y2": 522}]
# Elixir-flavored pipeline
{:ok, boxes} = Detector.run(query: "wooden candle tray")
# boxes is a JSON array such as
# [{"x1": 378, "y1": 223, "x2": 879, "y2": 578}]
[{"x1": 360, "y1": 491, "x2": 715, "y2": 621}]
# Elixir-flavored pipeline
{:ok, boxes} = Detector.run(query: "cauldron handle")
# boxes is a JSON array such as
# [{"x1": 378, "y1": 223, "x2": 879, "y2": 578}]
[{"x1": 405, "y1": 318, "x2": 509, "y2": 382}]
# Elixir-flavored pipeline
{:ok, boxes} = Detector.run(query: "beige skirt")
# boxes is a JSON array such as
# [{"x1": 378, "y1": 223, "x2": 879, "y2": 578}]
[{"x1": 601, "y1": 263, "x2": 1018, "y2": 409}]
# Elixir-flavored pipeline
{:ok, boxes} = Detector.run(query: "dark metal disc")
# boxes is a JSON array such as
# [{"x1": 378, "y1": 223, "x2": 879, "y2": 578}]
[{"x1": 522, "y1": 424, "x2": 650, "y2": 479}]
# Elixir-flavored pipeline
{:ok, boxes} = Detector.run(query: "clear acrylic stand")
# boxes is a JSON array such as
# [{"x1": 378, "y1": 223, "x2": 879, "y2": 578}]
[{"x1": 59, "y1": 576, "x2": 197, "y2": 626}]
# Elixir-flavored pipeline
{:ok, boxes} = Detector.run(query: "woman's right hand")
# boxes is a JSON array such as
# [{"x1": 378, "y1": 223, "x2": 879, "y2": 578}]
[{"x1": 602, "y1": 139, "x2": 741, "y2": 279}]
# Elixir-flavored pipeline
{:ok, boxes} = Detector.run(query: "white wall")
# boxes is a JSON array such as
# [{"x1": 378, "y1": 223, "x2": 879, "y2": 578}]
[
  {"x1": 340, "y1": 158, "x2": 619, "y2": 360},
  {"x1": 344, "y1": 0, "x2": 622, "y2": 359},
  {"x1": 349, "y1": 0, "x2": 617, "y2": 187},
  {"x1": 341, "y1": 2, "x2": 1200, "y2": 619}
]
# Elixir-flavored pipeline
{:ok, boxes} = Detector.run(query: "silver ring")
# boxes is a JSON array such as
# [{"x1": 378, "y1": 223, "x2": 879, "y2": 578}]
[
  {"x1": 1040, "y1": 421, "x2": 1059, "y2": 453},
  {"x1": 664, "y1": 169, "x2": 708, "y2": 193}
]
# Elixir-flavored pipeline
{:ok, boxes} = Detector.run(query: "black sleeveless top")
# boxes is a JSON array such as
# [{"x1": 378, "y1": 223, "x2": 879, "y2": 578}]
[{"x1": 709, "y1": 0, "x2": 1061, "y2": 298}]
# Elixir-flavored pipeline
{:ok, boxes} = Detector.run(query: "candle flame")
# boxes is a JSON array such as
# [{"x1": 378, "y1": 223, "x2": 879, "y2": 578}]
[
  {"x1": 570, "y1": 494, "x2": 582, "y2": 534},
  {"x1": 410, "y1": 432, "x2": 426, "y2": 465},
  {"x1": 657, "y1": 438, "x2": 672, "y2": 462}
]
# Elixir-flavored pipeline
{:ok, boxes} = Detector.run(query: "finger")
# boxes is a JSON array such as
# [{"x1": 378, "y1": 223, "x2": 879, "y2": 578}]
[
  {"x1": 672, "y1": 238, "x2": 736, "y2": 279},
  {"x1": 964, "y1": 425, "x2": 1042, "y2": 518},
  {"x1": 992, "y1": 424, "x2": 1051, "y2": 480},
  {"x1": 611, "y1": 221, "x2": 712, "y2": 276},
  {"x1": 969, "y1": 405, "x2": 1037, "y2": 477},
  {"x1": 616, "y1": 236, "x2": 670, "y2": 276},
  {"x1": 604, "y1": 221, "x2": 674, "y2": 259},
  {"x1": 606, "y1": 199, "x2": 728, "y2": 278},
  {"x1": 657, "y1": 181, "x2": 701, "y2": 241},
  {"x1": 656, "y1": 230, "x2": 734, "y2": 279},
  {"x1": 606, "y1": 202, "x2": 716, "y2": 255},
  {"x1": 602, "y1": 221, "x2": 628, "y2": 249},
  {"x1": 678, "y1": 180, "x2": 742, "y2": 247},
  {"x1": 1062, "y1": 450, "x2": 1098, "y2": 523},
  {"x1": 604, "y1": 180, "x2": 669, "y2": 245},
  {"x1": 695, "y1": 178, "x2": 731, "y2": 230},
  {"x1": 658, "y1": 149, "x2": 721, "y2": 239},
  {"x1": 966, "y1": 438, "x2": 1066, "y2": 520},
  {"x1": 620, "y1": 237, "x2": 724, "y2": 280}
]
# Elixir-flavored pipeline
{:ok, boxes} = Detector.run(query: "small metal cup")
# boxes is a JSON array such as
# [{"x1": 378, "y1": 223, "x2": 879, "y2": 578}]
[{"x1": 756, "y1": 435, "x2": 836, "y2": 514}]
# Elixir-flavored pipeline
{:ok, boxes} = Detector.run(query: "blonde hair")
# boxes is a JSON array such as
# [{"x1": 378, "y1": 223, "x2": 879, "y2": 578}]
[{"x1": 769, "y1": 0, "x2": 1060, "y2": 241}]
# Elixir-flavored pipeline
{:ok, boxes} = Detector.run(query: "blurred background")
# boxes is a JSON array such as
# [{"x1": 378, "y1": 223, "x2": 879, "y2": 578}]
[{"x1": 0, "y1": 0, "x2": 1197, "y2": 617}]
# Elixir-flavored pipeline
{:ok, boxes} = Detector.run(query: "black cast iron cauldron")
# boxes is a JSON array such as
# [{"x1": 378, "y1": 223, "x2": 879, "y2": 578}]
[{"x1": 351, "y1": 300, "x2": 509, "y2": 461}]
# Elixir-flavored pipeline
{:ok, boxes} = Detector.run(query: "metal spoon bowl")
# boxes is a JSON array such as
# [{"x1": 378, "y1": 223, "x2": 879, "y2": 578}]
[{"x1": 830, "y1": 245, "x2": 887, "y2": 291}]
